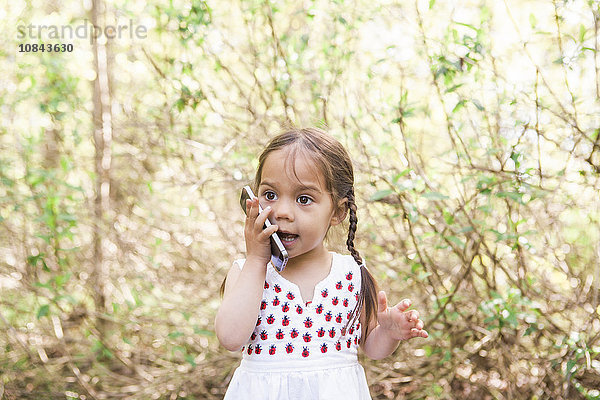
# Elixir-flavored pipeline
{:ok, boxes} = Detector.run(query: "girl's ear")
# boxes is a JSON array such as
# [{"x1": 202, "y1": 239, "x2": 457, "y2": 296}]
[{"x1": 330, "y1": 197, "x2": 348, "y2": 226}]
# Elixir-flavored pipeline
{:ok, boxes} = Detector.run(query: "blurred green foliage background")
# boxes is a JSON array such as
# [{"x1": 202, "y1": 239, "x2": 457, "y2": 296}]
[{"x1": 1, "y1": 0, "x2": 600, "y2": 398}]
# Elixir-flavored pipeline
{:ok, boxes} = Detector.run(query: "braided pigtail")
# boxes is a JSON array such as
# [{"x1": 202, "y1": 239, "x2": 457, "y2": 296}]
[
  {"x1": 345, "y1": 190, "x2": 379, "y2": 336},
  {"x1": 346, "y1": 190, "x2": 362, "y2": 266}
]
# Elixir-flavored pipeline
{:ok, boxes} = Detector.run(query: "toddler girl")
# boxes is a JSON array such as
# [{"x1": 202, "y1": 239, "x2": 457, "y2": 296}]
[{"x1": 215, "y1": 128, "x2": 428, "y2": 399}]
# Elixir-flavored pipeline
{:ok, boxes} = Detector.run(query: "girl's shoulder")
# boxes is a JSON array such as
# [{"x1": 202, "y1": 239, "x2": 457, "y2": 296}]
[
  {"x1": 329, "y1": 252, "x2": 365, "y2": 285},
  {"x1": 331, "y1": 252, "x2": 364, "y2": 270}
]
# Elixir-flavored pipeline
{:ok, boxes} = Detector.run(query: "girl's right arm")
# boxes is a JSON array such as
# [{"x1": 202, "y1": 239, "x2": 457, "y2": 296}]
[
  {"x1": 214, "y1": 257, "x2": 269, "y2": 351},
  {"x1": 214, "y1": 198, "x2": 278, "y2": 351}
]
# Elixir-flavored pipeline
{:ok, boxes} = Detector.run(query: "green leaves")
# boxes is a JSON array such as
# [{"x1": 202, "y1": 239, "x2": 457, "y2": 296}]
[
  {"x1": 422, "y1": 191, "x2": 449, "y2": 200},
  {"x1": 369, "y1": 189, "x2": 394, "y2": 201},
  {"x1": 37, "y1": 304, "x2": 50, "y2": 319},
  {"x1": 443, "y1": 210, "x2": 454, "y2": 225},
  {"x1": 92, "y1": 339, "x2": 114, "y2": 360},
  {"x1": 411, "y1": 263, "x2": 432, "y2": 281},
  {"x1": 168, "y1": 331, "x2": 184, "y2": 339},
  {"x1": 54, "y1": 272, "x2": 71, "y2": 289},
  {"x1": 495, "y1": 190, "x2": 525, "y2": 204},
  {"x1": 479, "y1": 289, "x2": 539, "y2": 334},
  {"x1": 446, "y1": 235, "x2": 466, "y2": 248},
  {"x1": 529, "y1": 13, "x2": 538, "y2": 29}
]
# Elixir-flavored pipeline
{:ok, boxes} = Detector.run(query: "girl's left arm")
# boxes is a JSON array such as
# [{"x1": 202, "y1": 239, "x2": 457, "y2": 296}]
[{"x1": 361, "y1": 291, "x2": 428, "y2": 360}]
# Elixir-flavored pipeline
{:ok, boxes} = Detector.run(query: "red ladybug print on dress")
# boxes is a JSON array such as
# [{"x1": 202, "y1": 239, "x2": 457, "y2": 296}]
[
  {"x1": 354, "y1": 336, "x2": 359, "y2": 345},
  {"x1": 272, "y1": 296, "x2": 280, "y2": 306},
  {"x1": 348, "y1": 283, "x2": 355, "y2": 292},
  {"x1": 282, "y1": 315, "x2": 290, "y2": 326},
  {"x1": 251, "y1": 332, "x2": 257, "y2": 340},
  {"x1": 247, "y1": 345, "x2": 253, "y2": 355},
  {"x1": 256, "y1": 317, "x2": 261, "y2": 326},
  {"x1": 321, "y1": 289, "x2": 328, "y2": 298},
  {"x1": 355, "y1": 292, "x2": 360, "y2": 301},
  {"x1": 273, "y1": 284, "x2": 281, "y2": 293},
  {"x1": 260, "y1": 330, "x2": 268, "y2": 340},
  {"x1": 320, "y1": 343, "x2": 328, "y2": 353},
  {"x1": 346, "y1": 339, "x2": 352, "y2": 348},
  {"x1": 335, "y1": 341, "x2": 342, "y2": 351},
  {"x1": 269, "y1": 345, "x2": 277, "y2": 355},
  {"x1": 264, "y1": 282, "x2": 270, "y2": 289},
  {"x1": 325, "y1": 311, "x2": 332, "y2": 322},
  {"x1": 260, "y1": 300, "x2": 267, "y2": 310},
  {"x1": 349, "y1": 327, "x2": 354, "y2": 335},
  {"x1": 255, "y1": 344, "x2": 262, "y2": 354},
  {"x1": 286, "y1": 292, "x2": 295, "y2": 300},
  {"x1": 296, "y1": 305, "x2": 303, "y2": 314},
  {"x1": 290, "y1": 328, "x2": 299, "y2": 338},
  {"x1": 316, "y1": 304, "x2": 324, "y2": 314},
  {"x1": 347, "y1": 311, "x2": 352, "y2": 320},
  {"x1": 332, "y1": 297, "x2": 339, "y2": 306},
  {"x1": 336, "y1": 281, "x2": 343, "y2": 290},
  {"x1": 343, "y1": 298, "x2": 349, "y2": 307},
  {"x1": 285, "y1": 343, "x2": 294, "y2": 354},
  {"x1": 328, "y1": 327, "x2": 336, "y2": 338},
  {"x1": 282, "y1": 302, "x2": 290, "y2": 313},
  {"x1": 302, "y1": 347, "x2": 310, "y2": 358},
  {"x1": 304, "y1": 317, "x2": 313, "y2": 328},
  {"x1": 276, "y1": 329, "x2": 285, "y2": 340},
  {"x1": 303, "y1": 332, "x2": 312, "y2": 343},
  {"x1": 346, "y1": 272, "x2": 353, "y2": 280},
  {"x1": 267, "y1": 314, "x2": 275, "y2": 324},
  {"x1": 317, "y1": 327, "x2": 326, "y2": 337},
  {"x1": 336, "y1": 313, "x2": 343, "y2": 323}
]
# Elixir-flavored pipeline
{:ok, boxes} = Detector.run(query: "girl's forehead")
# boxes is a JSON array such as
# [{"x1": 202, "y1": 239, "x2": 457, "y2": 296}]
[{"x1": 260, "y1": 148, "x2": 326, "y2": 191}]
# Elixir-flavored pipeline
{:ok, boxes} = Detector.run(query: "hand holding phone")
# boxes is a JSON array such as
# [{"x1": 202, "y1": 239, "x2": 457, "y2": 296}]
[{"x1": 240, "y1": 186, "x2": 288, "y2": 272}]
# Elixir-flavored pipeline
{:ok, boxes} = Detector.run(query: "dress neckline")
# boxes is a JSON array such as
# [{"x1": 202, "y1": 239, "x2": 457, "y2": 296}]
[{"x1": 269, "y1": 252, "x2": 337, "y2": 307}]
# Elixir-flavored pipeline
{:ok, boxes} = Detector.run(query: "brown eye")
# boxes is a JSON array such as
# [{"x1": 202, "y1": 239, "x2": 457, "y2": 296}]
[
  {"x1": 265, "y1": 191, "x2": 277, "y2": 201},
  {"x1": 297, "y1": 195, "x2": 312, "y2": 205}
]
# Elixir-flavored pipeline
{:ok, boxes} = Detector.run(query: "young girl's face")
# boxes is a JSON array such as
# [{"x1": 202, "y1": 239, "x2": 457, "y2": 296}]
[{"x1": 257, "y1": 147, "x2": 344, "y2": 260}]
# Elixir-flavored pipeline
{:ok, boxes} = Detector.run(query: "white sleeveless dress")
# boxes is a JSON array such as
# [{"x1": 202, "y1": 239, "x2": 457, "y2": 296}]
[{"x1": 223, "y1": 252, "x2": 372, "y2": 400}]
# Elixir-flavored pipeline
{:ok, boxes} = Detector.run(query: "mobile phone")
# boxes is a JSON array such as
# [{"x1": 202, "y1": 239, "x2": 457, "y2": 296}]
[{"x1": 240, "y1": 185, "x2": 289, "y2": 272}]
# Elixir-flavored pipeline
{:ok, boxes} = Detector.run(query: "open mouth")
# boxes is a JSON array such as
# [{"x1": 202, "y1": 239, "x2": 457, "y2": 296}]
[{"x1": 278, "y1": 232, "x2": 298, "y2": 245}]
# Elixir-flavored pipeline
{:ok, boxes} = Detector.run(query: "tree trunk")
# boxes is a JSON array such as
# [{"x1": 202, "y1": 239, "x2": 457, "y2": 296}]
[{"x1": 90, "y1": 0, "x2": 113, "y2": 323}]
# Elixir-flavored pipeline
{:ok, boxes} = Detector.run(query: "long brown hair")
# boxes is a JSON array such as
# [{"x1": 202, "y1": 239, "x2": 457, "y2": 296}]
[{"x1": 252, "y1": 128, "x2": 379, "y2": 334}]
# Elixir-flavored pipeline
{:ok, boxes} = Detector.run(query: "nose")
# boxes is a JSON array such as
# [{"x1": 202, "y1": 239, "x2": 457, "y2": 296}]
[{"x1": 272, "y1": 197, "x2": 294, "y2": 222}]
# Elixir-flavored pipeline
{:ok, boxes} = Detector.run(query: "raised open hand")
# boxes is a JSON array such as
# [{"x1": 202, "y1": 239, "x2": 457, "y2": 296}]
[{"x1": 376, "y1": 291, "x2": 428, "y2": 341}]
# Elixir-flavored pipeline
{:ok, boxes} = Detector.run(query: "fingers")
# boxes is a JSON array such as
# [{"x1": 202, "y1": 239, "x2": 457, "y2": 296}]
[
  {"x1": 410, "y1": 328, "x2": 429, "y2": 338},
  {"x1": 245, "y1": 199, "x2": 253, "y2": 217},
  {"x1": 260, "y1": 223, "x2": 279, "y2": 240},
  {"x1": 245, "y1": 199, "x2": 278, "y2": 239},
  {"x1": 407, "y1": 314, "x2": 427, "y2": 339},
  {"x1": 246, "y1": 198, "x2": 260, "y2": 220},
  {"x1": 256, "y1": 209, "x2": 277, "y2": 240},
  {"x1": 377, "y1": 291, "x2": 388, "y2": 313},
  {"x1": 415, "y1": 319, "x2": 424, "y2": 330},
  {"x1": 379, "y1": 296, "x2": 429, "y2": 340},
  {"x1": 395, "y1": 298, "x2": 412, "y2": 312},
  {"x1": 246, "y1": 199, "x2": 271, "y2": 227},
  {"x1": 254, "y1": 205, "x2": 272, "y2": 228},
  {"x1": 406, "y1": 309, "x2": 419, "y2": 323}
]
